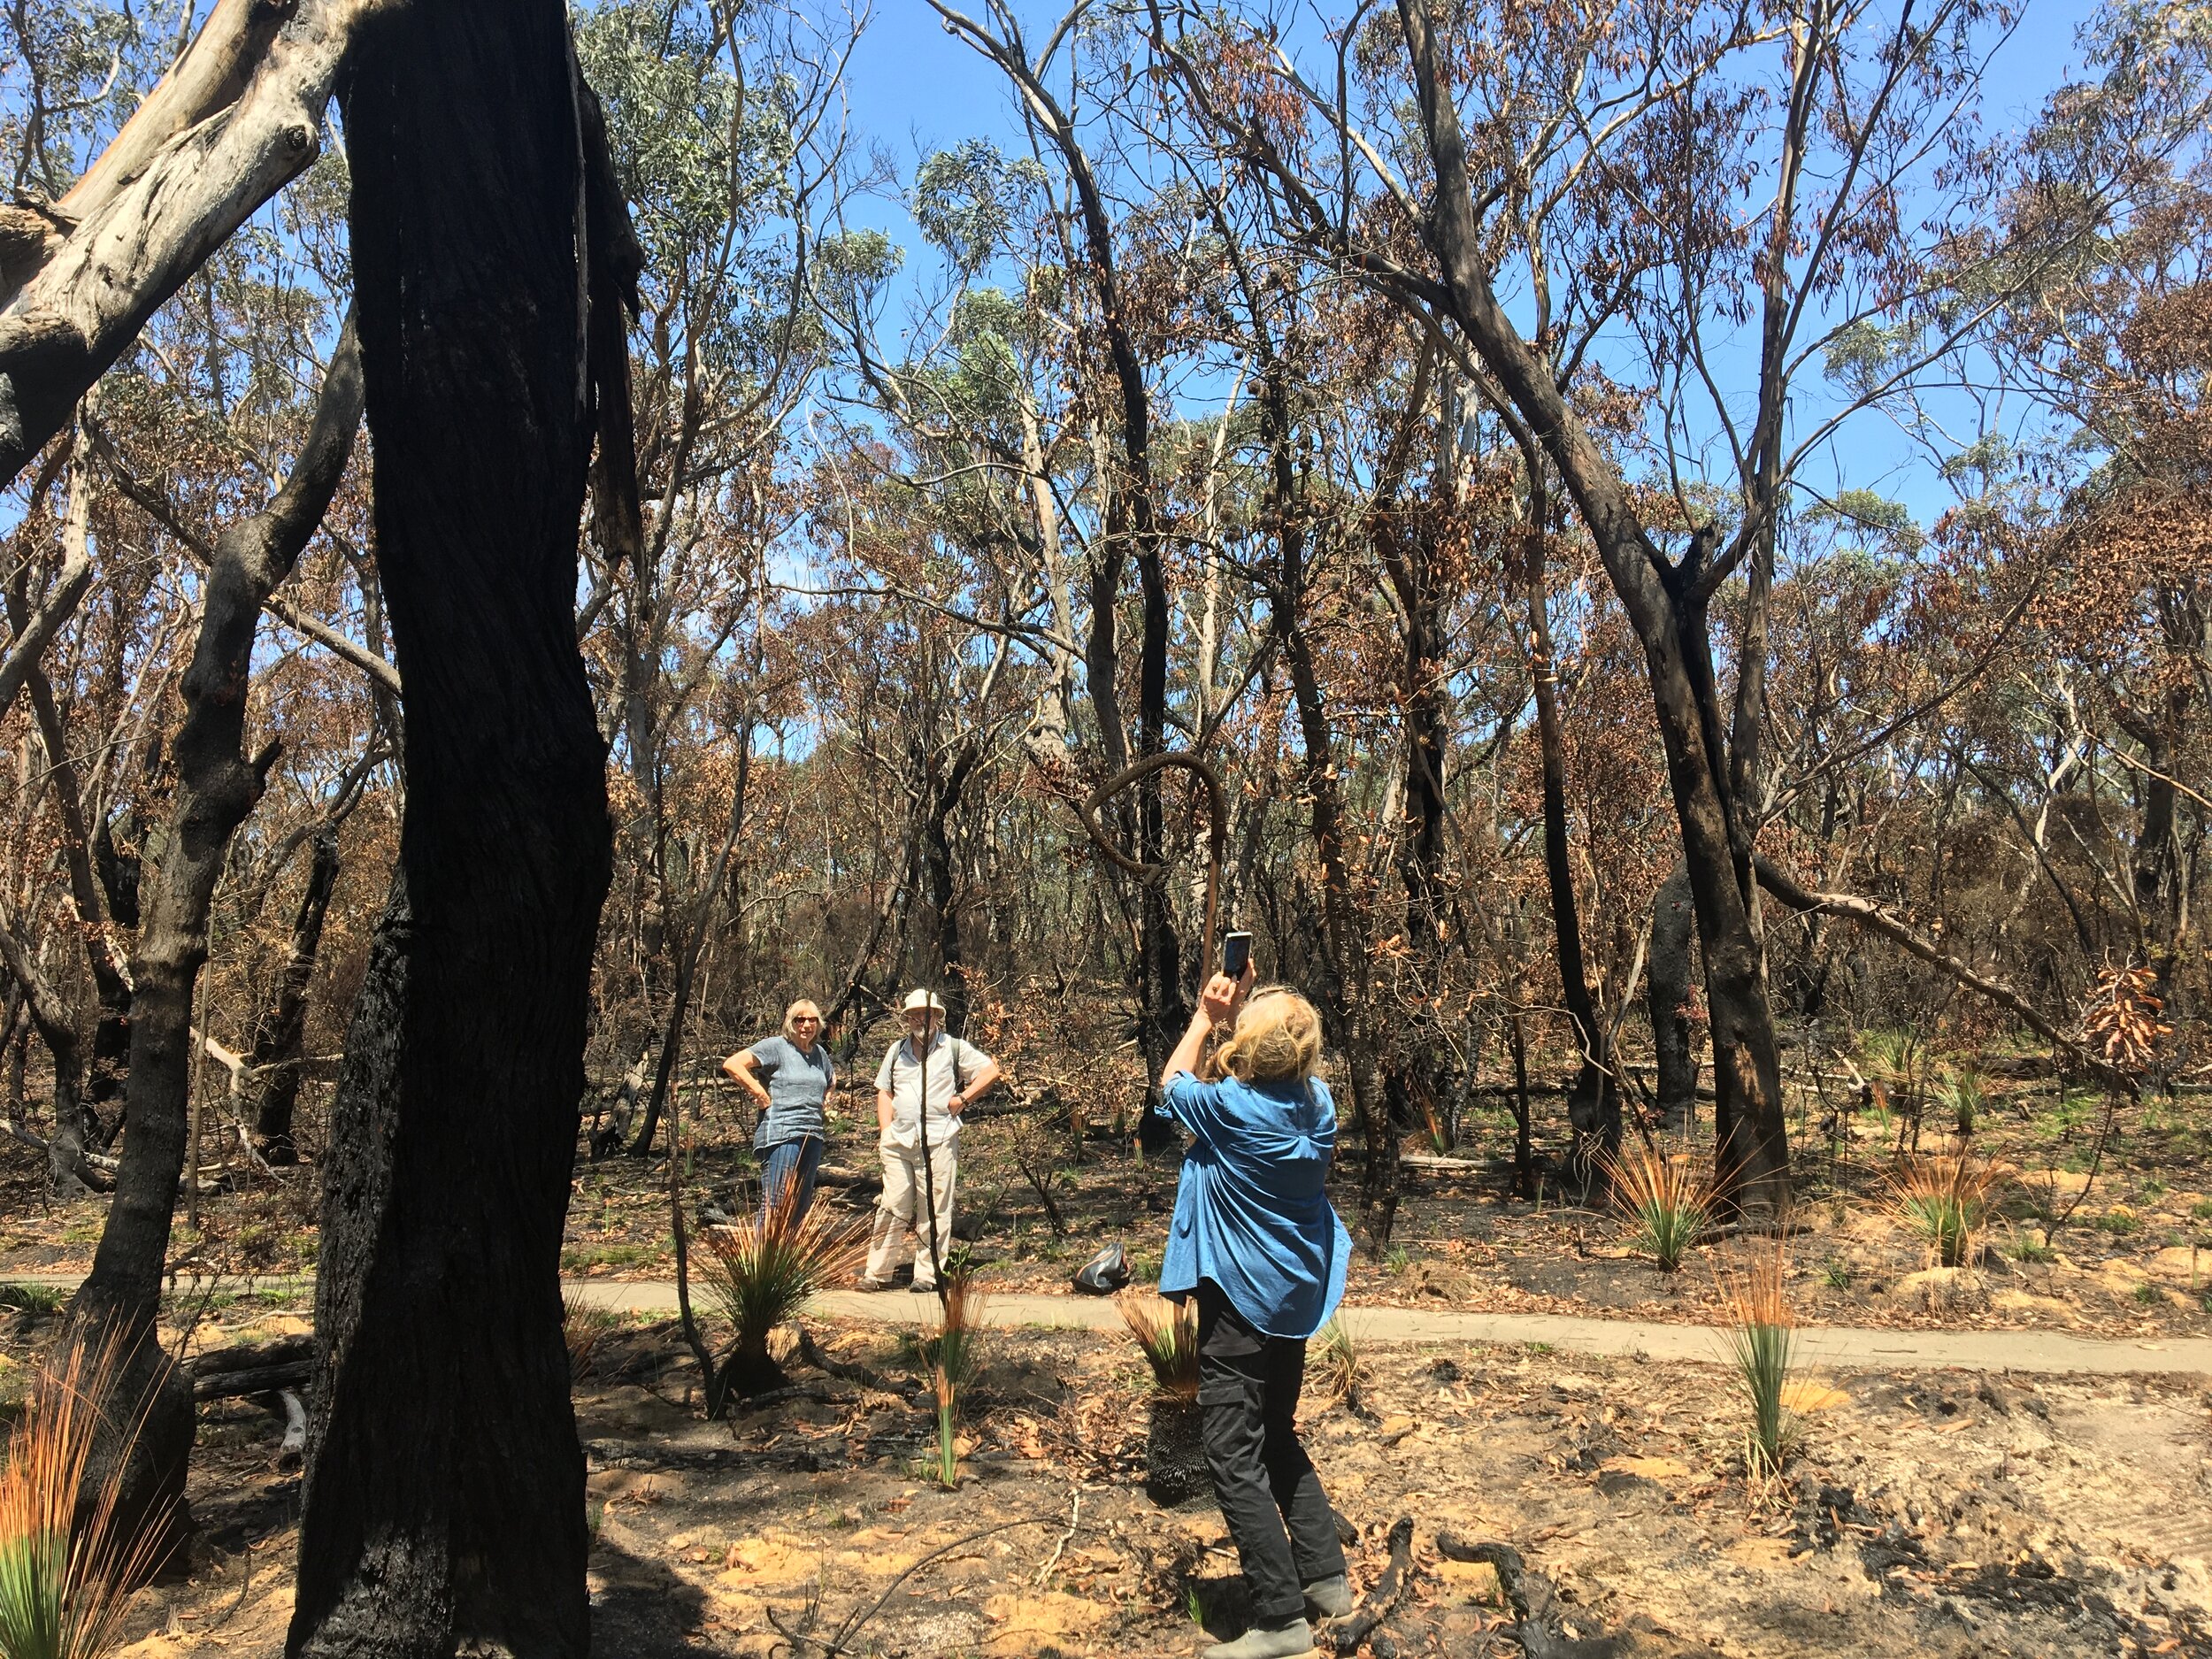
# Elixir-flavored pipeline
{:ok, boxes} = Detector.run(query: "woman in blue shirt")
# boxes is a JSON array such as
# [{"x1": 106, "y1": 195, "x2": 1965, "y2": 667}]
[
  {"x1": 723, "y1": 1000, "x2": 835, "y2": 1225},
  {"x1": 1157, "y1": 967, "x2": 1355, "y2": 1659}
]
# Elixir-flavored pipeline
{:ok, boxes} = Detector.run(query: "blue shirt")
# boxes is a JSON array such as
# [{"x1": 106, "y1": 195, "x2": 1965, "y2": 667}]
[
  {"x1": 747, "y1": 1035, "x2": 833, "y2": 1149},
  {"x1": 1156, "y1": 1071, "x2": 1352, "y2": 1340}
]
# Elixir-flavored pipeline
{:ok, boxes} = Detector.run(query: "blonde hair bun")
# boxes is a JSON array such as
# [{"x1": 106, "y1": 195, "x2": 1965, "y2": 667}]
[{"x1": 1215, "y1": 986, "x2": 1322, "y2": 1084}]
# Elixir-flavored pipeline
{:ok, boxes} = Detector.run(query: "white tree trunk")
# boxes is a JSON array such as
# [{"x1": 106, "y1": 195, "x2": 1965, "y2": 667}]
[{"x1": 0, "y1": 0, "x2": 365, "y2": 485}]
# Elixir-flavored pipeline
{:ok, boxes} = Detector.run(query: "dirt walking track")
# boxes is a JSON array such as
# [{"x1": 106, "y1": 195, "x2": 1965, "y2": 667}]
[{"x1": 21, "y1": 1271, "x2": 2212, "y2": 1374}]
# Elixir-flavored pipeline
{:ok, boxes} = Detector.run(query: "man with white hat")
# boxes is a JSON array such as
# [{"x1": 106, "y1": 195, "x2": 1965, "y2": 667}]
[{"x1": 860, "y1": 988, "x2": 1002, "y2": 1292}]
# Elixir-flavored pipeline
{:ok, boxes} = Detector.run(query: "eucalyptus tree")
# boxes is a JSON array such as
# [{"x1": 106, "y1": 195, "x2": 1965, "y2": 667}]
[
  {"x1": 1146, "y1": 0, "x2": 2108, "y2": 1215},
  {"x1": 575, "y1": 0, "x2": 864, "y2": 1153}
]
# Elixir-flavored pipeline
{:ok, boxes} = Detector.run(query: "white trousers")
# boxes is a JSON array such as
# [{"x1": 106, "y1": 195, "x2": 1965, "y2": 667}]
[{"x1": 865, "y1": 1141, "x2": 958, "y2": 1287}]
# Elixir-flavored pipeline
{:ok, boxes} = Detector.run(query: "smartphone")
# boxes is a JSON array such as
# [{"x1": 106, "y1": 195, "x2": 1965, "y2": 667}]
[{"x1": 1222, "y1": 931, "x2": 1253, "y2": 979}]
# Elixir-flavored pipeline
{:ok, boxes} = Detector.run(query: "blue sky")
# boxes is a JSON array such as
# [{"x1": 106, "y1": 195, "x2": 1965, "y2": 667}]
[{"x1": 833, "y1": 0, "x2": 2110, "y2": 538}]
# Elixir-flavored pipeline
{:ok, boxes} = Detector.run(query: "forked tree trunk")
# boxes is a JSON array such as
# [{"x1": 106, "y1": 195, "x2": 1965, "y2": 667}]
[
  {"x1": 0, "y1": 918, "x2": 103, "y2": 1192},
  {"x1": 246, "y1": 826, "x2": 342, "y2": 1164},
  {"x1": 287, "y1": 1, "x2": 617, "y2": 1649},
  {"x1": 19, "y1": 666, "x2": 135, "y2": 1133},
  {"x1": 69, "y1": 311, "x2": 364, "y2": 1565},
  {"x1": 1394, "y1": 0, "x2": 1790, "y2": 1217}
]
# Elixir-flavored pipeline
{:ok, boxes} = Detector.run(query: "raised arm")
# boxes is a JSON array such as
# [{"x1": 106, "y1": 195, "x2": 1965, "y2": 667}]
[{"x1": 1161, "y1": 966, "x2": 1254, "y2": 1087}]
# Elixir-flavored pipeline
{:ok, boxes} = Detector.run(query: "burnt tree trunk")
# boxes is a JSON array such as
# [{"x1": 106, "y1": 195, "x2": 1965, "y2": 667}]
[
  {"x1": 0, "y1": 918, "x2": 103, "y2": 1192},
  {"x1": 1243, "y1": 295, "x2": 1397, "y2": 1248},
  {"x1": 70, "y1": 311, "x2": 363, "y2": 1563},
  {"x1": 16, "y1": 664, "x2": 134, "y2": 1133},
  {"x1": 921, "y1": 739, "x2": 980, "y2": 1035},
  {"x1": 1646, "y1": 859, "x2": 1699, "y2": 1134},
  {"x1": 245, "y1": 826, "x2": 341, "y2": 1164},
  {"x1": 1517, "y1": 516, "x2": 1617, "y2": 1179},
  {"x1": 287, "y1": 2, "x2": 617, "y2": 1649},
  {"x1": 1394, "y1": 0, "x2": 1790, "y2": 1217}
]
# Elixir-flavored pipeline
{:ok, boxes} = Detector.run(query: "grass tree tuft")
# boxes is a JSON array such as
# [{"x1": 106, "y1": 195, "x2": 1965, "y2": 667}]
[
  {"x1": 922, "y1": 1269, "x2": 990, "y2": 1490},
  {"x1": 1893, "y1": 1154, "x2": 2000, "y2": 1268},
  {"x1": 1718, "y1": 1248, "x2": 1800, "y2": 1482},
  {"x1": 1117, "y1": 1293, "x2": 1199, "y2": 1402},
  {"x1": 1605, "y1": 1141, "x2": 1712, "y2": 1271},
  {"x1": 700, "y1": 1194, "x2": 870, "y2": 1400},
  {"x1": 0, "y1": 1331, "x2": 170, "y2": 1659}
]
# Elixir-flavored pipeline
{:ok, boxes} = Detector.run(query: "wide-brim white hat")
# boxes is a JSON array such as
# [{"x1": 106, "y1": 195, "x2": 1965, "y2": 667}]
[{"x1": 902, "y1": 988, "x2": 946, "y2": 1013}]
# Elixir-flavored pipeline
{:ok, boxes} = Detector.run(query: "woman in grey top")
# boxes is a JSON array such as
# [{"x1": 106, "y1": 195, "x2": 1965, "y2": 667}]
[{"x1": 722, "y1": 999, "x2": 834, "y2": 1225}]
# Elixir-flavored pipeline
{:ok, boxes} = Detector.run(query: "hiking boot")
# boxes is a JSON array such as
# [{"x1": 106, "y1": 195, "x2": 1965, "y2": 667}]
[
  {"x1": 1303, "y1": 1574, "x2": 1353, "y2": 1620},
  {"x1": 855, "y1": 1277, "x2": 895, "y2": 1293},
  {"x1": 1201, "y1": 1618, "x2": 1314, "y2": 1658}
]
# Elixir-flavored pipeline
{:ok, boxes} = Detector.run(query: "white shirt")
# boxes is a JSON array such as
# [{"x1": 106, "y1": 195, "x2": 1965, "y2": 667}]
[{"x1": 876, "y1": 1031, "x2": 990, "y2": 1150}]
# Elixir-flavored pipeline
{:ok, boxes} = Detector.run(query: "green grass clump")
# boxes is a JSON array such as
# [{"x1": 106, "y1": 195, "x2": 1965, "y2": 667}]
[
  {"x1": 0, "y1": 1286, "x2": 62, "y2": 1317},
  {"x1": 2095, "y1": 1209, "x2": 2141, "y2": 1238},
  {"x1": 1605, "y1": 1141, "x2": 1711, "y2": 1271},
  {"x1": 1315, "y1": 1317, "x2": 1366, "y2": 1407},
  {"x1": 1820, "y1": 1258, "x2": 1854, "y2": 1290},
  {"x1": 2132, "y1": 1282, "x2": 2162, "y2": 1307},
  {"x1": 1934, "y1": 1066, "x2": 1985, "y2": 1137},
  {"x1": 560, "y1": 1240, "x2": 659, "y2": 1273}
]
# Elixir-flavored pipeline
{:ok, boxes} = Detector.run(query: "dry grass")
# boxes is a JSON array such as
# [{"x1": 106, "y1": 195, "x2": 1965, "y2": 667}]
[
  {"x1": 0, "y1": 1329, "x2": 170, "y2": 1659},
  {"x1": 1116, "y1": 1294, "x2": 1199, "y2": 1402},
  {"x1": 1892, "y1": 1154, "x2": 2001, "y2": 1267},
  {"x1": 1313, "y1": 1317, "x2": 1365, "y2": 1408},
  {"x1": 563, "y1": 1292, "x2": 624, "y2": 1382},
  {"x1": 1604, "y1": 1141, "x2": 1712, "y2": 1271}
]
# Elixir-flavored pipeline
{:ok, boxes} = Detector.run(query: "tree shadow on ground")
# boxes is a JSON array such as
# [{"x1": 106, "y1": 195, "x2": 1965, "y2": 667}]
[{"x1": 590, "y1": 1534, "x2": 715, "y2": 1657}]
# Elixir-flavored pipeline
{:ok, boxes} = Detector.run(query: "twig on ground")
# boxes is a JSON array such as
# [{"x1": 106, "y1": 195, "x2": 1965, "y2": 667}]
[
  {"x1": 772, "y1": 1514, "x2": 1063, "y2": 1655},
  {"x1": 1034, "y1": 1489, "x2": 1081, "y2": 1586}
]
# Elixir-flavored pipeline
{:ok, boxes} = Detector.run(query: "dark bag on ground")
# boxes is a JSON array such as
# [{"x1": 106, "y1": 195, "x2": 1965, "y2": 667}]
[{"x1": 1072, "y1": 1241, "x2": 1130, "y2": 1295}]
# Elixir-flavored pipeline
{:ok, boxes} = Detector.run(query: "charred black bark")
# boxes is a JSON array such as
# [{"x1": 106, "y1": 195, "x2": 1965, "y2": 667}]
[
  {"x1": 1518, "y1": 520, "x2": 1617, "y2": 1179},
  {"x1": 1646, "y1": 860, "x2": 1698, "y2": 1134},
  {"x1": 67, "y1": 311, "x2": 363, "y2": 1566},
  {"x1": 14, "y1": 663, "x2": 133, "y2": 1132},
  {"x1": 246, "y1": 827, "x2": 341, "y2": 1164},
  {"x1": 287, "y1": 2, "x2": 617, "y2": 1649},
  {"x1": 1392, "y1": 0, "x2": 1791, "y2": 1217},
  {"x1": 0, "y1": 918, "x2": 103, "y2": 1193}
]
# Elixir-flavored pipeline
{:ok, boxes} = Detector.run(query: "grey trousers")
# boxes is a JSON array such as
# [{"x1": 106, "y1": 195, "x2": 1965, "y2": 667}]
[{"x1": 1196, "y1": 1282, "x2": 1348, "y2": 1624}]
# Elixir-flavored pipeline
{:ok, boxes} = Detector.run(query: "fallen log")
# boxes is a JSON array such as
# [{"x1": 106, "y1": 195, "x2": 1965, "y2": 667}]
[
  {"x1": 194, "y1": 1362, "x2": 312, "y2": 1400},
  {"x1": 191, "y1": 1335, "x2": 314, "y2": 1400},
  {"x1": 1332, "y1": 1515, "x2": 1413, "y2": 1655},
  {"x1": 1435, "y1": 1533, "x2": 1571, "y2": 1659}
]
